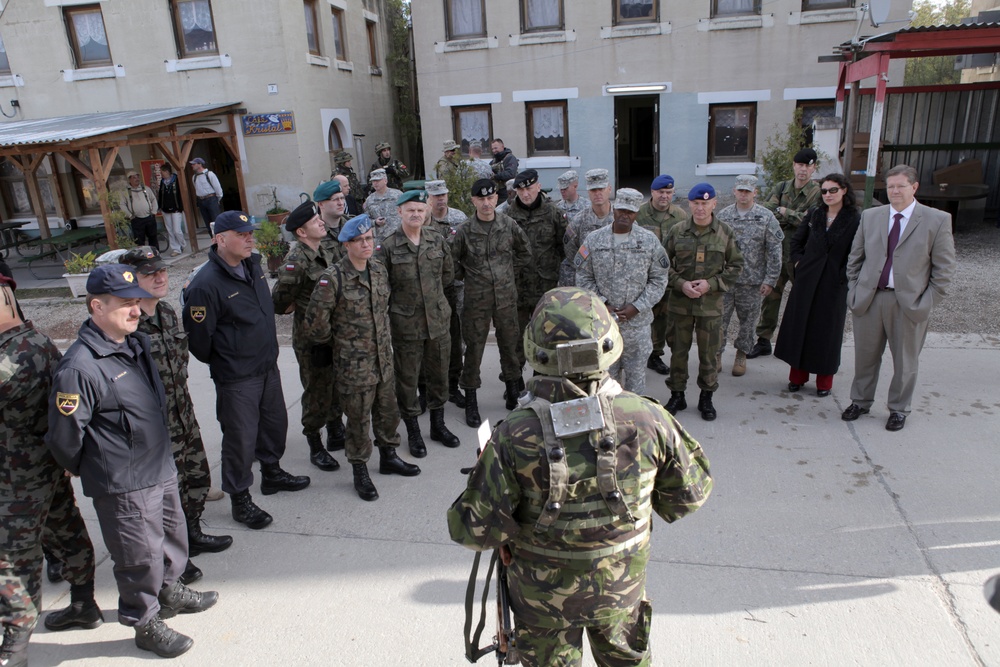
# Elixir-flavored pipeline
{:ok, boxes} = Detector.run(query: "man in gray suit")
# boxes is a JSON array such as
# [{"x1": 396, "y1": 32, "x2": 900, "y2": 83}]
[{"x1": 842, "y1": 164, "x2": 956, "y2": 431}]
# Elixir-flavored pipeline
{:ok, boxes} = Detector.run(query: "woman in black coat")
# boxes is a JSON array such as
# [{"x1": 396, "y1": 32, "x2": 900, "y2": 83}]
[{"x1": 775, "y1": 173, "x2": 860, "y2": 396}]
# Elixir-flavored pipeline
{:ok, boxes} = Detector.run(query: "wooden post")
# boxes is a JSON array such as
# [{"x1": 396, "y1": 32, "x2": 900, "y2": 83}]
[
  {"x1": 90, "y1": 147, "x2": 117, "y2": 249},
  {"x1": 227, "y1": 113, "x2": 249, "y2": 212},
  {"x1": 10, "y1": 153, "x2": 53, "y2": 242}
]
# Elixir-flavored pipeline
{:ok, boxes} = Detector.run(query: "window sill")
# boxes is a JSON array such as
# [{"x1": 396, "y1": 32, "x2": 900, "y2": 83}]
[
  {"x1": 696, "y1": 162, "x2": 759, "y2": 176},
  {"x1": 600, "y1": 22, "x2": 671, "y2": 39},
  {"x1": 165, "y1": 54, "x2": 232, "y2": 73},
  {"x1": 509, "y1": 30, "x2": 576, "y2": 46},
  {"x1": 790, "y1": 7, "x2": 859, "y2": 24},
  {"x1": 62, "y1": 65, "x2": 124, "y2": 82},
  {"x1": 697, "y1": 14, "x2": 774, "y2": 31},
  {"x1": 0, "y1": 74, "x2": 24, "y2": 88},
  {"x1": 363, "y1": 9, "x2": 378, "y2": 22},
  {"x1": 519, "y1": 156, "x2": 581, "y2": 169},
  {"x1": 327, "y1": 0, "x2": 348, "y2": 8},
  {"x1": 369, "y1": 65, "x2": 383, "y2": 76},
  {"x1": 307, "y1": 54, "x2": 330, "y2": 67},
  {"x1": 435, "y1": 36, "x2": 498, "y2": 54},
  {"x1": 335, "y1": 60, "x2": 354, "y2": 71}
]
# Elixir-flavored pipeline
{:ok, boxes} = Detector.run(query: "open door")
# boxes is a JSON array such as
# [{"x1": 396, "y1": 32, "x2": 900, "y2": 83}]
[{"x1": 614, "y1": 95, "x2": 659, "y2": 192}]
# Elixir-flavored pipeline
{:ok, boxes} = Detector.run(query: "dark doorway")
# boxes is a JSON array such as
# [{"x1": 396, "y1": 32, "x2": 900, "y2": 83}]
[
  {"x1": 614, "y1": 95, "x2": 658, "y2": 192},
  {"x1": 188, "y1": 131, "x2": 240, "y2": 213}
]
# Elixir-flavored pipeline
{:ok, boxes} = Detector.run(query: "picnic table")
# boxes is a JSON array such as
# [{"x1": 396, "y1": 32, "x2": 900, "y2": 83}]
[
  {"x1": 17, "y1": 226, "x2": 110, "y2": 277},
  {"x1": 0, "y1": 221, "x2": 28, "y2": 258}
]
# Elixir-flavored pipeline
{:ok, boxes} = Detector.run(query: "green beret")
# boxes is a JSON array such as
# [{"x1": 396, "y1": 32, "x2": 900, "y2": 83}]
[
  {"x1": 397, "y1": 190, "x2": 428, "y2": 206},
  {"x1": 313, "y1": 180, "x2": 342, "y2": 202}
]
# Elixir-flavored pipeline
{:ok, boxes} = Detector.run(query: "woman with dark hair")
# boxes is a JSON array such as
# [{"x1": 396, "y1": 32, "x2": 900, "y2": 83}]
[{"x1": 775, "y1": 173, "x2": 860, "y2": 396}]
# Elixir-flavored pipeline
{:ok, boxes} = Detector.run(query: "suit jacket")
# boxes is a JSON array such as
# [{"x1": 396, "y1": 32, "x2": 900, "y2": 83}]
[{"x1": 846, "y1": 201, "x2": 956, "y2": 324}]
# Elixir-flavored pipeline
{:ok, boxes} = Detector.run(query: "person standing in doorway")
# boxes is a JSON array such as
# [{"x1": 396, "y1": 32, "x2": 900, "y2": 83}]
[{"x1": 189, "y1": 157, "x2": 223, "y2": 235}]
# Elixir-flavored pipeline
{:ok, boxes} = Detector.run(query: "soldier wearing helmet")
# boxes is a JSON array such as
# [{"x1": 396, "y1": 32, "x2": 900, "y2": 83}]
[{"x1": 447, "y1": 286, "x2": 713, "y2": 666}]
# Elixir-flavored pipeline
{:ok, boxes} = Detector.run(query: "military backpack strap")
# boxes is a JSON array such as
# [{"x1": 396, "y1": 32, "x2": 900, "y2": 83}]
[
  {"x1": 591, "y1": 393, "x2": 633, "y2": 521},
  {"x1": 463, "y1": 549, "x2": 499, "y2": 663},
  {"x1": 523, "y1": 397, "x2": 570, "y2": 530}
]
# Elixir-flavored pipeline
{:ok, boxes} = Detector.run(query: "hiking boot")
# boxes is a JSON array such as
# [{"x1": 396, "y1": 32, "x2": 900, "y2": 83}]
[
  {"x1": 698, "y1": 390, "x2": 717, "y2": 421},
  {"x1": 746, "y1": 337, "x2": 772, "y2": 359},
  {"x1": 307, "y1": 433, "x2": 340, "y2": 471},
  {"x1": 448, "y1": 380, "x2": 466, "y2": 408},
  {"x1": 378, "y1": 446, "x2": 421, "y2": 476},
  {"x1": 179, "y1": 560, "x2": 202, "y2": 585},
  {"x1": 187, "y1": 517, "x2": 233, "y2": 556},
  {"x1": 732, "y1": 350, "x2": 746, "y2": 377},
  {"x1": 429, "y1": 408, "x2": 460, "y2": 448},
  {"x1": 647, "y1": 354, "x2": 668, "y2": 375},
  {"x1": 402, "y1": 416, "x2": 427, "y2": 458},
  {"x1": 352, "y1": 463, "x2": 379, "y2": 501},
  {"x1": 326, "y1": 420, "x2": 346, "y2": 451},
  {"x1": 44, "y1": 599, "x2": 104, "y2": 631},
  {"x1": 134, "y1": 615, "x2": 193, "y2": 658},
  {"x1": 259, "y1": 462, "x2": 310, "y2": 495},
  {"x1": 664, "y1": 391, "x2": 687, "y2": 415},
  {"x1": 230, "y1": 490, "x2": 272, "y2": 530},
  {"x1": 465, "y1": 389, "x2": 482, "y2": 428},
  {"x1": 157, "y1": 581, "x2": 218, "y2": 619}
]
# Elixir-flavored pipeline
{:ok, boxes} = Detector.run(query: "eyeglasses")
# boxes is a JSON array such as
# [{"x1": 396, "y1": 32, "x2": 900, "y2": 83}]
[
  {"x1": 820, "y1": 187, "x2": 841, "y2": 195},
  {"x1": 350, "y1": 237, "x2": 374, "y2": 246}
]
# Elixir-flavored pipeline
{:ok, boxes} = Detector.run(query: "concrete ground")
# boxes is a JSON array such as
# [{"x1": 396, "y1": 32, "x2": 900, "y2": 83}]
[{"x1": 20, "y1": 328, "x2": 1000, "y2": 666}]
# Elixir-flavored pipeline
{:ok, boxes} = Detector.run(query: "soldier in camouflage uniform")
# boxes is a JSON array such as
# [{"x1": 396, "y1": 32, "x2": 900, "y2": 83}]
[
  {"x1": 379, "y1": 190, "x2": 461, "y2": 458},
  {"x1": 0, "y1": 275, "x2": 100, "y2": 666},
  {"x1": 435, "y1": 139, "x2": 462, "y2": 179},
  {"x1": 554, "y1": 170, "x2": 591, "y2": 221},
  {"x1": 363, "y1": 169, "x2": 403, "y2": 247},
  {"x1": 561, "y1": 169, "x2": 614, "y2": 287},
  {"x1": 635, "y1": 175, "x2": 689, "y2": 376},
  {"x1": 750, "y1": 148, "x2": 821, "y2": 358},
  {"x1": 447, "y1": 287, "x2": 713, "y2": 667},
  {"x1": 369, "y1": 141, "x2": 409, "y2": 192},
  {"x1": 450, "y1": 179, "x2": 533, "y2": 428},
  {"x1": 576, "y1": 188, "x2": 669, "y2": 396},
  {"x1": 120, "y1": 247, "x2": 233, "y2": 588},
  {"x1": 270, "y1": 203, "x2": 342, "y2": 473},
  {"x1": 506, "y1": 169, "x2": 568, "y2": 389},
  {"x1": 332, "y1": 151, "x2": 363, "y2": 216},
  {"x1": 716, "y1": 176, "x2": 783, "y2": 377},
  {"x1": 425, "y1": 180, "x2": 468, "y2": 407},
  {"x1": 304, "y1": 214, "x2": 421, "y2": 502},
  {"x1": 664, "y1": 184, "x2": 745, "y2": 421}
]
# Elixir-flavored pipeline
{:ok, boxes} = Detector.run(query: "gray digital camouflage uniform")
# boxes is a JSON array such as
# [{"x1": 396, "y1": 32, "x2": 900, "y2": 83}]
[
  {"x1": 561, "y1": 206, "x2": 613, "y2": 287},
  {"x1": 364, "y1": 189, "x2": 404, "y2": 247},
  {"x1": 635, "y1": 201, "x2": 689, "y2": 359}
]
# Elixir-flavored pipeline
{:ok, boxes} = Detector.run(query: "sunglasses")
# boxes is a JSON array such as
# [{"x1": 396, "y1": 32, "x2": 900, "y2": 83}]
[{"x1": 820, "y1": 187, "x2": 842, "y2": 195}]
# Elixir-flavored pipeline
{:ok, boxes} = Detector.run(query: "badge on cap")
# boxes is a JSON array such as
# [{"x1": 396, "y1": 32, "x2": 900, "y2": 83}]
[
  {"x1": 703, "y1": 192, "x2": 710, "y2": 200},
  {"x1": 240, "y1": 214, "x2": 249, "y2": 222},
  {"x1": 189, "y1": 306, "x2": 206, "y2": 323},
  {"x1": 123, "y1": 271, "x2": 134, "y2": 283},
  {"x1": 56, "y1": 392, "x2": 80, "y2": 416}
]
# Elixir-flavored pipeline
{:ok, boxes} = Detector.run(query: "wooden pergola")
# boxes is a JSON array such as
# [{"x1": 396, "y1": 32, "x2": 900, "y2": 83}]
[{"x1": 0, "y1": 102, "x2": 246, "y2": 252}]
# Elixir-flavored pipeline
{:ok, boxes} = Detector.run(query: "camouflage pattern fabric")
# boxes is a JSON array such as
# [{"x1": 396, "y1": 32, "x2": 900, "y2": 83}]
[
  {"x1": 668, "y1": 312, "x2": 723, "y2": 392},
  {"x1": 335, "y1": 164, "x2": 364, "y2": 202},
  {"x1": 561, "y1": 207, "x2": 613, "y2": 287},
  {"x1": 320, "y1": 220, "x2": 348, "y2": 261},
  {"x1": 555, "y1": 196, "x2": 590, "y2": 222},
  {"x1": 716, "y1": 202, "x2": 783, "y2": 288},
  {"x1": 435, "y1": 155, "x2": 462, "y2": 180},
  {"x1": 427, "y1": 209, "x2": 468, "y2": 384},
  {"x1": 369, "y1": 157, "x2": 409, "y2": 191},
  {"x1": 338, "y1": 377, "x2": 401, "y2": 465},
  {"x1": 757, "y1": 179, "x2": 821, "y2": 340},
  {"x1": 363, "y1": 189, "x2": 404, "y2": 247},
  {"x1": 636, "y1": 200, "x2": 688, "y2": 357},
  {"x1": 721, "y1": 284, "x2": 766, "y2": 357},
  {"x1": 272, "y1": 241, "x2": 343, "y2": 437}
]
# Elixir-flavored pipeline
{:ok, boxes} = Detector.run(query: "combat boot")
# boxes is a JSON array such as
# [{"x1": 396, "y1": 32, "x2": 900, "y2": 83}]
[
  {"x1": 44, "y1": 551, "x2": 63, "y2": 583},
  {"x1": 402, "y1": 416, "x2": 427, "y2": 458},
  {"x1": 230, "y1": 489, "x2": 273, "y2": 530},
  {"x1": 179, "y1": 560, "x2": 202, "y2": 585},
  {"x1": 448, "y1": 379, "x2": 466, "y2": 408},
  {"x1": 378, "y1": 446, "x2": 421, "y2": 476},
  {"x1": 429, "y1": 408, "x2": 460, "y2": 448},
  {"x1": 465, "y1": 389, "x2": 482, "y2": 428},
  {"x1": 352, "y1": 462, "x2": 379, "y2": 501},
  {"x1": 504, "y1": 380, "x2": 521, "y2": 410},
  {"x1": 134, "y1": 615, "x2": 193, "y2": 659},
  {"x1": 157, "y1": 581, "x2": 218, "y2": 619},
  {"x1": 187, "y1": 517, "x2": 233, "y2": 556},
  {"x1": 0, "y1": 626, "x2": 29, "y2": 667},
  {"x1": 698, "y1": 390, "x2": 717, "y2": 421},
  {"x1": 646, "y1": 354, "x2": 668, "y2": 375},
  {"x1": 259, "y1": 462, "x2": 311, "y2": 495},
  {"x1": 326, "y1": 420, "x2": 346, "y2": 452},
  {"x1": 746, "y1": 337, "x2": 772, "y2": 359},
  {"x1": 732, "y1": 350, "x2": 747, "y2": 377},
  {"x1": 664, "y1": 391, "x2": 687, "y2": 415},
  {"x1": 307, "y1": 433, "x2": 340, "y2": 471},
  {"x1": 44, "y1": 583, "x2": 104, "y2": 631}
]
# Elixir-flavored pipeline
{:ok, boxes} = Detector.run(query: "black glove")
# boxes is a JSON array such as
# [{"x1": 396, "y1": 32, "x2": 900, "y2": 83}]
[{"x1": 310, "y1": 344, "x2": 333, "y2": 368}]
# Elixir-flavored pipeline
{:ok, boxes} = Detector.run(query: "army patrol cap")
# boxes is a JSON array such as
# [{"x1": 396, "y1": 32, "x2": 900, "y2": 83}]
[
  {"x1": 469, "y1": 140, "x2": 482, "y2": 150},
  {"x1": 369, "y1": 168, "x2": 387, "y2": 182},
  {"x1": 557, "y1": 170, "x2": 579, "y2": 188},
  {"x1": 793, "y1": 148, "x2": 818, "y2": 165},
  {"x1": 524, "y1": 287, "x2": 623, "y2": 378},
  {"x1": 338, "y1": 213, "x2": 373, "y2": 242},
  {"x1": 333, "y1": 150, "x2": 353, "y2": 165},
  {"x1": 514, "y1": 169, "x2": 539, "y2": 189},
  {"x1": 471, "y1": 179, "x2": 496, "y2": 197},
  {"x1": 651, "y1": 174, "x2": 675, "y2": 190},
  {"x1": 375, "y1": 142, "x2": 391, "y2": 153},
  {"x1": 313, "y1": 179, "x2": 342, "y2": 202},
  {"x1": 397, "y1": 190, "x2": 428, "y2": 206},
  {"x1": 612, "y1": 188, "x2": 643, "y2": 212},
  {"x1": 86, "y1": 264, "x2": 153, "y2": 298},
  {"x1": 688, "y1": 183, "x2": 717, "y2": 201},
  {"x1": 585, "y1": 169, "x2": 610, "y2": 190},
  {"x1": 734, "y1": 175, "x2": 758, "y2": 191},
  {"x1": 425, "y1": 180, "x2": 448, "y2": 196},
  {"x1": 214, "y1": 210, "x2": 255, "y2": 234},
  {"x1": 286, "y1": 200, "x2": 319, "y2": 232},
  {"x1": 442, "y1": 139, "x2": 459, "y2": 152},
  {"x1": 120, "y1": 246, "x2": 167, "y2": 274}
]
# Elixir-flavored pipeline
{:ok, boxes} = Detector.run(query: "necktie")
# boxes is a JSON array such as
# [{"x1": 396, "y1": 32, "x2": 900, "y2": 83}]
[{"x1": 877, "y1": 213, "x2": 902, "y2": 290}]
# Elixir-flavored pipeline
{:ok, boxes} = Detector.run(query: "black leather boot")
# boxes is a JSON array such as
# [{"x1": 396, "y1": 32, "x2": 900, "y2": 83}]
[
  {"x1": 259, "y1": 462, "x2": 311, "y2": 495},
  {"x1": 746, "y1": 337, "x2": 772, "y2": 359},
  {"x1": 45, "y1": 555, "x2": 63, "y2": 584},
  {"x1": 352, "y1": 462, "x2": 379, "y2": 501},
  {"x1": 448, "y1": 379, "x2": 466, "y2": 408},
  {"x1": 187, "y1": 517, "x2": 233, "y2": 556},
  {"x1": 326, "y1": 420, "x2": 346, "y2": 451},
  {"x1": 664, "y1": 391, "x2": 687, "y2": 415},
  {"x1": 307, "y1": 433, "x2": 340, "y2": 471},
  {"x1": 402, "y1": 416, "x2": 427, "y2": 458},
  {"x1": 134, "y1": 615, "x2": 193, "y2": 658},
  {"x1": 378, "y1": 446, "x2": 421, "y2": 476},
  {"x1": 504, "y1": 380, "x2": 521, "y2": 410},
  {"x1": 230, "y1": 489, "x2": 272, "y2": 530},
  {"x1": 179, "y1": 560, "x2": 202, "y2": 585},
  {"x1": 44, "y1": 583, "x2": 104, "y2": 631},
  {"x1": 698, "y1": 390, "x2": 717, "y2": 421},
  {"x1": 429, "y1": 408, "x2": 460, "y2": 448},
  {"x1": 157, "y1": 581, "x2": 218, "y2": 619},
  {"x1": 465, "y1": 389, "x2": 482, "y2": 427},
  {"x1": 1, "y1": 626, "x2": 29, "y2": 667}
]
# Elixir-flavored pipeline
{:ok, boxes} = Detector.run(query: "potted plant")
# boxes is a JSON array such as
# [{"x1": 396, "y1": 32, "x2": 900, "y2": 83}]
[
  {"x1": 104, "y1": 189, "x2": 136, "y2": 250},
  {"x1": 265, "y1": 187, "x2": 289, "y2": 225},
  {"x1": 63, "y1": 251, "x2": 98, "y2": 297},
  {"x1": 255, "y1": 219, "x2": 289, "y2": 276}
]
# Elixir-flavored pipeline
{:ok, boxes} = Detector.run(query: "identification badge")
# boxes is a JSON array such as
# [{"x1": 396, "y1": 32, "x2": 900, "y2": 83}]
[{"x1": 696, "y1": 245, "x2": 706, "y2": 263}]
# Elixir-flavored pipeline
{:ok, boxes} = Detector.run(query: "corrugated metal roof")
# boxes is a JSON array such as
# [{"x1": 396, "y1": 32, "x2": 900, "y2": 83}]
[
  {"x1": 862, "y1": 20, "x2": 1000, "y2": 43},
  {"x1": 0, "y1": 102, "x2": 240, "y2": 148}
]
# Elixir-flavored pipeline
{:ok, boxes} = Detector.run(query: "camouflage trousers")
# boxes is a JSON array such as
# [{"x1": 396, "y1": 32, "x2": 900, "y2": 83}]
[
  {"x1": 721, "y1": 284, "x2": 764, "y2": 355},
  {"x1": 460, "y1": 292, "x2": 522, "y2": 389},
  {"x1": 394, "y1": 334, "x2": 450, "y2": 418},
  {"x1": 649, "y1": 293, "x2": 674, "y2": 358},
  {"x1": 609, "y1": 324, "x2": 653, "y2": 395},
  {"x1": 448, "y1": 286, "x2": 465, "y2": 385},
  {"x1": 558, "y1": 259, "x2": 576, "y2": 288},
  {"x1": 668, "y1": 312, "x2": 722, "y2": 393},
  {"x1": 341, "y1": 376, "x2": 401, "y2": 465},
  {"x1": 1, "y1": 478, "x2": 96, "y2": 633},
  {"x1": 171, "y1": 429, "x2": 211, "y2": 523},
  {"x1": 293, "y1": 341, "x2": 344, "y2": 437},
  {"x1": 514, "y1": 600, "x2": 652, "y2": 667},
  {"x1": 756, "y1": 241, "x2": 795, "y2": 341}
]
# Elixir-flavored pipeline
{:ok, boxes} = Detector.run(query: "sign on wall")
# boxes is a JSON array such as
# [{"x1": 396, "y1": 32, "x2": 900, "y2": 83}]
[
  {"x1": 140, "y1": 159, "x2": 166, "y2": 190},
  {"x1": 241, "y1": 112, "x2": 296, "y2": 136}
]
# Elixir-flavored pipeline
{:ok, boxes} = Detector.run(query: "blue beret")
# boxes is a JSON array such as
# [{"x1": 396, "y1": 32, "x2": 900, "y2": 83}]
[
  {"x1": 651, "y1": 175, "x2": 675, "y2": 190},
  {"x1": 687, "y1": 183, "x2": 716, "y2": 201},
  {"x1": 338, "y1": 214, "x2": 373, "y2": 243},
  {"x1": 313, "y1": 180, "x2": 342, "y2": 202},
  {"x1": 86, "y1": 264, "x2": 153, "y2": 298},
  {"x1": 214, "y1": 211, "x2": 255, "y2": 234},
  {"x1": 397, "y1": 190, "x2": 428, "y2": 206}
]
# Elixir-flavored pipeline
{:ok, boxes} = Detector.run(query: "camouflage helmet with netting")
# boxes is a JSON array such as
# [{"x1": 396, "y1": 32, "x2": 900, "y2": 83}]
[{"x1": 524, "y1": 287, "x2": 623, "y2": 378}]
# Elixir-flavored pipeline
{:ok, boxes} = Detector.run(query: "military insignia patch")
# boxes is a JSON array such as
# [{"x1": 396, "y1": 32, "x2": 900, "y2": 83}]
[
  {"x1": 57, "y1": 392, "x2": 80, "y2": 416},
  {"x1": 190, "y1": 306, "x2": 207, "y2": 323},
  {"x1": 123, "y1": 271, "x2": 134, "y2": 283},
  {"x1": 574, "y1": 245, "x2": 589, "y2": 267},
  {"x1": 285, "y1": 264, "x2": 296, "y2": 271},
  {"x1": 319, "y1": 279, "x2": 329, "y2": 287},
  {"x1": 659, "y1": 255, "x2": 669, "y2": 268}
]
